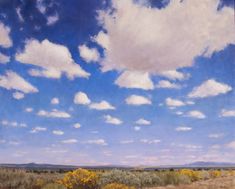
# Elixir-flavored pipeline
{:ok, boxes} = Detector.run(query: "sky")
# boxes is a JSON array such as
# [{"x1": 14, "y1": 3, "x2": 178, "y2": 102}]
[{"x1": 0, "y1": 0, "x2": 234, "y2": 166}]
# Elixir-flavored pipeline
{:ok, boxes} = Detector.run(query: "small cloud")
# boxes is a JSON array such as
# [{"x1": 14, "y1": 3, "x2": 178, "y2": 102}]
[
  {"x1": 175, "y1": 111, "x2": 183, "y2": 115},
  {"x1": 208, "y1": 133, "x2": 224, "y2": 139},
  {"x1": 30, "y1": 126, "x2": 47, "y2": 133},
  {"x1": 165, "y1": 97, "x2": 185, "y2": 107},
  {"x1": 175, "y1": 126, "x2": 192, "y2": 132},
  {"x1": 89, "y1": 100, "x2": 115, "y2": 110},
  {"x1": 73, "y1": 123, "x2": 81, "y2": 129},
  {"x1": 37, "y1": 109, "x2": 71, "y2": 118},
  {"x1": 156, "y1": 80, "x2": 181, "y2": 89},
  {"x1": 115, "y1": 71, "x2": 154, "y2": 90},
  {"x1": 84, "y1": 139, "x2": 107, "y2": 146},
  {"x1": 47, "y1": 13, "x2": 59, "y2": 25},
  {"x1": 160, "y1": 70, "x2": 190, "y2": 81},
  {"x1": 104, "y1": 115, "x2": 122, "y2": 125},
  {"x1": 140, "y1": 139, "x2": 161, "y2": 144},
  {"x1": 13, "y1": 92, "x2": 25, "y2": 100},
  {"x1": 220, "y1": 109, "x2": 235, "y2": 117},
  {"x1": 188, "y1": 79, "x2": 232, "y2": 98},
  {"x1": 0, "y1": 52, "x2": 10, "y2": 64},
  {"x1": 52, "y1": 130, "x2": 64, "y2": 135},
  {"x1": 51, "y1": 97, "x2": 59, "y2": 104},
  {"x1": 16, "y1": 7, "x2": 24, "y2": 22},
  {"x1": 74, "y1": 92, "x2": 91, "y2": 105},
  {"x1": 25, "y1": 107, "x2": 33, "y2": 112},
  {"x1": 186, "y1": 110, "x2": 206, "y2": 119},
  {"x1": 78, "y1": 44, "x2": 100, "y2": 63},
  {"x1": 120, "y1": 140, "x2": 134, "y2": 144},
  {"x1": 135, "y1": 118, "x2": 151, "y2": 125},
  {"x1": 61, "y1": 139, "x2": 78, "y2": 144},
  {"x1": 134, "y1": 126, "x2": 141, "y2": 131},
  {"x1": 0, "y1": 22, "x2": 12, "y2": 48},
  {"x1": 125, "y1": 95, "x2": 151, "y2": 106}
]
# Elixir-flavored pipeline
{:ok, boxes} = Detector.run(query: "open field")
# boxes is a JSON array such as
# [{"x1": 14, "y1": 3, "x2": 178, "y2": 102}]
[{"x1": 0, "y1": 167, "x2": 235, "y2": 189}]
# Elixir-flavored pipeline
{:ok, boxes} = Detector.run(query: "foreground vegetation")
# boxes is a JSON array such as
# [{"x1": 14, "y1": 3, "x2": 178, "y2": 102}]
[{"x1": 0, "y1": 168, "x2": 234, "y2": 189}]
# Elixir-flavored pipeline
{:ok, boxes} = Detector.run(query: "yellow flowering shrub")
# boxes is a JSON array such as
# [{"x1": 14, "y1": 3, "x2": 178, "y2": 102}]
[
  {"x1": 210, "y1": 170, "x2": 221, "y2": 178},
  {"x1": 179, "y1": 169, "x2": 201, "y2": 181},
  {"x1": 58, "y1": 169, "x2": 99, "y2": 189},
  {"x1": 102, "y1": 183, "x2": 136, "y2": 189}
]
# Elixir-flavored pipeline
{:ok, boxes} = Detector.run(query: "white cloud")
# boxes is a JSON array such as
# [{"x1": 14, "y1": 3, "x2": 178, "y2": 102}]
[
  {"x1": 13, "y1": 92, "x2": 25, "y2": 100},
  {"x1": 78, "y1": 44, "x2": 100, "y2": 63},
  {"x1": 61, "y1": 139, "x2": 78, "y2": 144},
  {"x1": 134, "y1": 126, "x2": 141, "y2": 131},
  {"x1": 220, "y1": 109, "x2": 235, "y2": 117},
  {"x1": 74, "y1": 92, "x2": 91, "y2": 105},
  {"x1": 156, "y1": 80, "x2": 181, "y2": 89},
  {"x1": 16, "y1": 7, "x2": 24, "y2": 22},
  {"x1": 93, "y1": 31, "x2": 109, "y2": 49},
  {"x1": 47, "y1": 13, "x2": 59, "y2": 25},
  {"x1": 186, "y1": 110, "x2": 206, "y2": 119},
  {"x1": 37, "y1": 109, "x2": 71, "y2": 118},
  {"x1": 226, "y1": 141, "x2": 235, "y2": 150},
  {"x1": 159, "y1": 70, "x2": 190, "y2": 80},
  {"x1": 89, "y1": 100, "x2": 115, "y2": 110},
  {"x1": 135, "y1": 118, "x2": 150, "y2": 125},
  {"x1": 165, "y1": 97, "x2": 185, "y2": 107},
  {"x1": 125, "y1": 95, "x2": 151, "y2": 106},
  {"x1": 208, "y1": 133, "x2": 224, "y2": 139},
  {"x1": 175, "y1": 111, "x2": 183, "y2": 116},
  {"x1": 104, "y1": 115, "x2": 122, "y2": 125},
  {"x1": 95, "y1": 0, "x2": 234, "y2": 73},
  {"x1": 0, "y1": 22, "x2": 12, "y2": 48},
  {"x1": 0, "y1": 71, "x2": 38, "y2": 94},
  {"x1": 30, "y1": 126, "x2": 47, "y2": 133},
  {"x1": 36, "y1": 0, "x2": 46, "y2": 14},
  {"x1": 52, "y1": 130, "x2": 64, "y2": 135},
  {"x1": 25, "y1": 107, "x2": 33, "y2": 112},
  {"x1": 51, "y1": 97, "x2": 59, "y2": 104},
  {"x1": 84, "y1": 139, "x2": 107, "y2": 146},
  {"x1": 16, "y1": 39, "x2": 90, "y2": 79},
  {"x1": 188, "y1": 79, "x2": 232, "y2": 98},
  {"x1": 120, "y1": 140, "x2": 134, "y2": 144},
  {"x1": 175, "y1": 126, "x2": 192, "y2": 132},
  {"x1": 140, "y1": 139, "x2": 161, "y2": 144},
  {"x1": 0, "y1": 52, "x2": 10, "y2": 64},
  {"x1": 73, "y1": 123, "x2": 81, "y2": 129},
  {"x1": 115, "y1": 71, "x2": 154, "y2": 90}
]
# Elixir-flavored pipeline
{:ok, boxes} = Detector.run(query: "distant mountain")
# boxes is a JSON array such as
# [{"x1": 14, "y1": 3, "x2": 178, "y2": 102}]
[{"x1": 0, "y1": 161, "x2": 235, "y2": 170}]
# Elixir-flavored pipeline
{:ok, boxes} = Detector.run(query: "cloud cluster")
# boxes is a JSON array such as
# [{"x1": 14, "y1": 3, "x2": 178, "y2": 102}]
[
  {"x1": 95, "y1": 0, "x2": 234, "y2": 73},
  {"x1": 16, "y1": 39, "x2": 90, "y2": 79}
]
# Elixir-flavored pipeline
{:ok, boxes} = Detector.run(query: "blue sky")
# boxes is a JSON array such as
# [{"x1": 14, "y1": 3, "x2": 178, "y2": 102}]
[{"x1": 0, "y1": 0, "x2": 234, "y2": 166}]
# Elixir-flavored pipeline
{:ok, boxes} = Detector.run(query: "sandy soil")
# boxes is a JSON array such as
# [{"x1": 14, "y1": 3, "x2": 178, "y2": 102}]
[{"x1": 146, "y1": 176, "x2": 235, "y2": 189}]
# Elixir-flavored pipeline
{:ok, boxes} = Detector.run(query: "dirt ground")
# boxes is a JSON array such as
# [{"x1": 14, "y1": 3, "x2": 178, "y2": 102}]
[{"x1": 146, "y1": 176, "x2": 235, "y2": 189}]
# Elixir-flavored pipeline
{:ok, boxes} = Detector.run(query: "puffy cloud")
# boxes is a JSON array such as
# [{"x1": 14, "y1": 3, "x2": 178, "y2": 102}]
[
  {"x1": 175, "y1": 126, "x2": 192, "y2": 132},
  {"x1": 73, "y1": 123, "x2": 81, "y2": 129},
  {"x1": 115, "y1": 71, "x2": 154, "y2": 90},
  {"x1": 37, "y1": 109, "x2": 71, "y2": 118},
  {"x1": 125, "y1": 95, "x2": 151, "y2": 106},
  {"x1": 186, "y1": 110, "x2": 206, "y2": 119},
  {"x1": 0, "y1": 22, "x2": 12, "y2": 48},
  {"x1": 47, "y1": 13, "x2": 59, "y2": 25},
  {"x1": 0, "y1": 52, "x2": 10, "y2": 64},
  {"x1": 89, "y1": 100, "x2": 115, "y2": 110},
  {"x1": 16, "y1": 39, "x2": 90, "y2": 79},
  {"x1": 61, "y1": 139, "x2": 78, "y2": 144},
  {"x1": 104, "y1": 115, "x2": 122, "y2": 125},
  {"x1": 159, "y1": 70, "x2": 190, "y2": 80},
  {"x1": 74, "y1": 92, "x2": 91, "y2": 105},
  {"x1": 52, "y1": 130, "x2": 64, "y2": 135},
  {"x1": 140, "y1": 139, "x2": 161, "y2": 144},
  {"x1": 51, "y1": 97, "x2": 59, "y2": 105},
  {"x1": 93, "y1": 31, "x2": 109, "y2": 49},
  {"x1": 0, "y1": 71, "x2": 38, "y2": 94},
  {"x1": 188, "y1": 79, "x2": 232, "y2": 98},
  {"x1": 84, "y1": 139, "x2": 107, "y2": 146},
  {"x1": 156, "y1": 80, "x2": 181, "y2": 89},
  {"x1": 95, "y1": 0, "x2": 234, "y2": 73},
  {"x1": 165, "y1": 98, "x2": 185, "y2": 107},
  {"x1": 78, "y1": 44, "x2": 100, "y2": 63},
  {"x1": 220, "y1": 109, "x2": 235, "y2": 117},
  {"x1": 25, "y1": 107, "x2": 33, "y2": 112},
  {"x1": 30, "y1": 127, "x2": 47, "y2": 133},
  {"x1": 135, "y1": 118, "x2": 151, "y2": 125},
  {"x1": 12, "y1": 92, "x2": 25, "y2": 100}
]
